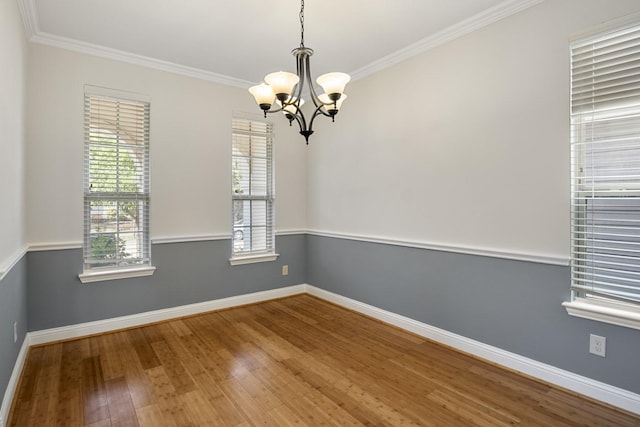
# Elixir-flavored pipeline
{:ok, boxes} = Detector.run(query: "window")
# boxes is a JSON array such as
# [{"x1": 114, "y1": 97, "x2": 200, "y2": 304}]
[
  {"x1": 564, "y1": 18, "x2": 640, "y2": 329},
  {"x1": 230, "y1": 115, "x2": 277, "y2": 265},
  {"x1": 79, "y1": 86, "x2": 154, "y2": 283}
]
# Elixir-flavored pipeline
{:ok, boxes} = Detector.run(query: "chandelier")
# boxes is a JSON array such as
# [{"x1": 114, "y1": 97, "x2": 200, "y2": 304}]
[{"x1": 248, "y1": 0, "x2": 350, "y2": 144}]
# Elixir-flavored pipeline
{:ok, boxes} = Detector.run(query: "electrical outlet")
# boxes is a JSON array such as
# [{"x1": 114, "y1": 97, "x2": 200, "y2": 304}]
[
  {"x1": 589, "y1": 334, "x2": 606, "y2": 357},
  {"x1": 13, "y1": 321, "x2": 17, "y2": 343},
  {"x1": 282, "y1": 265, "x2": 289, "y2": 276}
]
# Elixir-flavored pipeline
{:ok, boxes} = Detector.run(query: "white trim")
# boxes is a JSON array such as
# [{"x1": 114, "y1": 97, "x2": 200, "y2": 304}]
[
  {"x1": 28, "y1": 31, "x2": 251, "y2": 89},
  {"x1": 305, "y1": 285, "x2": 640, "y2": 415},
  {"x1": 152, "y1": 234, "x2": 230, "y2": 244},
  {"x1": 563, "y1": 299, "x2": 640, "y2": 331},
  {"x1": 16, "y1": 0, "x2": 38, "y2": 39},
  {"x1": 570, "y1": 10, "x2": 640, "y2": 44},
  {"x1": 350, "y1": 0, "x2": 544, "y2": 81},
  {"x1": 28, "y1": 242, "x2": 82, "y2": 252},
  {"x1": 7, "y1": 284, "x2": 639, "y2": 415},
  {"x1": 24, "y1": 232, "x2": 568, "y2": 266},
  {"x1": 232, "y1": 110, "x2": 274, "y2": 122},
  {"x1": 0, "y1": 247, "x2": 27, "y2": 282},
  {"x1": 28, "y1": 285, "x2": 306, "y2": 345},
  {"x1": 27, "y1": 234, "x2": 233, "y2": 249},
  {"x1": 0, "y1": 336, "x2": 30, "y2": 427},
  {"x1": 276, "y1": 229, "x2": 307, "y2": 236},
  {"x1": 84, "y1": 84, "x2": 151, "y2": 103},
  {"x1": 307, "y1": 229, "x2": 569, "y2": 266},
  {"x1": 152, "y1": 230, "x2": 305, "y2": 244},
  {"x1": 229, "y1": 253, "x2": 279, "y2": 266},
  {"x1": 78, "y1": 266, "x2": 156, "y2": 284},
  {"x1": 17, "y1": 0, "x2": 542, "y2": 88}
]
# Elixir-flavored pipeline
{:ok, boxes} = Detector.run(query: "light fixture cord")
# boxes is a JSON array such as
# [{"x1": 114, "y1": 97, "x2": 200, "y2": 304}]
[{"x1": 299, "y1": 0, "x2": 305, "y2": 47}]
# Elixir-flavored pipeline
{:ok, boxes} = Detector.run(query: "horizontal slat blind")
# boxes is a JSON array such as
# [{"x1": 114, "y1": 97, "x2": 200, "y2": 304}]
[
  {"x1": 84, "y1": 93, "x2": 151, "y2": 269},
  {"x1": 232, "y1": 117, "x2": 274, "y2": 255},
  {"x1": 571, "y1": 21, "x2": 640, "y2": 303}
]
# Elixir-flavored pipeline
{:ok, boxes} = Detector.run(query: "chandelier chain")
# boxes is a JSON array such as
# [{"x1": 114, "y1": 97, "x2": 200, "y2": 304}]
[{"x1": 299, "y1": 0, "x2": 305, "y2": 47}]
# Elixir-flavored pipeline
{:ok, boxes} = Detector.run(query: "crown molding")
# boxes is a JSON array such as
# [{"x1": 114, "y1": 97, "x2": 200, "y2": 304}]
[
  {"x1": 28, "y1": 32, "x2": 253, "y2": 89},
  {"x1": 17, "y1": 0, "x2": 543, "y2": 87},
  {"x1": 350, "y1": 0, "x2": 544, "y2": 81},
  {"x1": 16, "y1": 0, "x2": 252, "y2": 89},
  {"x1": 16, "y1": 0, "x2": 38, "y2": 39}
]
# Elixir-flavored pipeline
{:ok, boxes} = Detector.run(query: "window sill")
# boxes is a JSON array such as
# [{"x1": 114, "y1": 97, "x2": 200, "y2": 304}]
[
  {"x1": 562, "y1": 298, "x2": 640, "y2": 331},
  {"x1": 229, "y1": 253, "x2": 279, "y2": 266},
  {"x1": 79, "y1": 266, "x2": 156, "y2": 284}
]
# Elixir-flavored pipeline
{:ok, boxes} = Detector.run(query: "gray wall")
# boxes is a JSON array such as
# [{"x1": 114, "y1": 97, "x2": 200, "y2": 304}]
[
  {"x1": 5, "y1": 232, "x2": 640, "y2": 402},
  {"x1": 27, "y1": 235, "x2": 306, "y2": 331},
  {"x1": 306, "y1": 234, "x2": 640, "y2": 395},
  {"x1": 0, "y1": 256, "x2": 28, "y2": 410}
]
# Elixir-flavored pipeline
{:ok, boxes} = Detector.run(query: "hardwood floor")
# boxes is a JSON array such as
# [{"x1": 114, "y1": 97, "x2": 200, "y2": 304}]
[{"x1": 8, "y1": 294, "x2": 640, "y2": 426}]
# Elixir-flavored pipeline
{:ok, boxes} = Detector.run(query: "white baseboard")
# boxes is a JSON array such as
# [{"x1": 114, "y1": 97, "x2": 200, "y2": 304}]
[
  {"x1": 28, "y1": 284, "x2": 306, "y2": 346},
  {"x1": 304, "y1": 285, "x2": 640, "y2": 415},
  {"x1": 3, "y1": 284, "x2": 639, "y2": 421},
  {"x1": 0, "y1": 336, "x2": 30, "y2": 427}
]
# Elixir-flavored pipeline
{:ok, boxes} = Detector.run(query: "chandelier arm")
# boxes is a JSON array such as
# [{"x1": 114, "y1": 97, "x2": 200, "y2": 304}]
[
  {"x1": 303, "y1": 58, "x2": 337, "y2": 110},
  {"x1": 314, "y1": 107, "x2": 334, "y2": 118},
  {"x1": 291, "y1": 53, "x2": 305, "y2": 104},
  {"x1": 285, "y1": 110, "x2": 303, "y2": 129},
  {"x1": 296, "y1": 109, "x2": 309, "y2": 133},
  {"x1": 264, "y1": 105, "x2": 286, "y2": 114},
  {"x1": 284, "y1": 97, "x2": 309, "y2": 133},
  {"x1": 306, "y1": 104, "x2": 329, "y2": 133},
  {"x1": 290, "y1": 108, "x2": 313, "y2": 145},
  {"x1": 304, "y1": 55, "x2": 324, "y2": 108}
]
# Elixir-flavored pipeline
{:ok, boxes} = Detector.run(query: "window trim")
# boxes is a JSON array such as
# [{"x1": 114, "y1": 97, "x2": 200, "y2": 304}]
[
  {"x1": 80, "y1": 85, "x2": 155, "y2": 282},
  {"x1": 229, "y1": 253, "x2": 279, "y2": 266},
  {"x1": 79, "y1": 265, "x2": 156, "y2": 284},
  {"x1": 563, "y1": 298, "x2": 640, "y2": 331}
]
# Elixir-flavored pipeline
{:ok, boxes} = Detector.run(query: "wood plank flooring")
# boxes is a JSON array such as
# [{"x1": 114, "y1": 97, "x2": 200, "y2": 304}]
[{"x1": 8, "y1": 294, "x2": 640, "y2": 426}]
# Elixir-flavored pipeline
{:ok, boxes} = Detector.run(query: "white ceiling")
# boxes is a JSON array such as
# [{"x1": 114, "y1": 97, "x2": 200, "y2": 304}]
[{"x1": 20, "y1": 0, "x2": 541, "y2": 87}]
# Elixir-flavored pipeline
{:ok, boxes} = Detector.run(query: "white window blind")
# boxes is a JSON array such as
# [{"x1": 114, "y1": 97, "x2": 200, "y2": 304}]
[
  {"x1": 570, "y1": 21, "x2": 640, "y2": 305},
  {"x1": 232, "y1": 117, "x2": 275, "y2": 257},
  {"x1": 84, "y1": 89, "x2": 151, "y2": 271}
]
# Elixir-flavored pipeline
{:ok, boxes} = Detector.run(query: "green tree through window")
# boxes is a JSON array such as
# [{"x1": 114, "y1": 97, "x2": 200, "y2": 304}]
[{"x1": 83, "y1": 91, "x2": 150, "y2": 271}]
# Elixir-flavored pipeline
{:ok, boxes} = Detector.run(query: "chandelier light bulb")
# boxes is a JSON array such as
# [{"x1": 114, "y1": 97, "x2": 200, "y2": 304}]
[
  {"x1": 319, "y1": 93, "x2": 347, "y2": 116},
  {"x1": 316, "y1": 72, "x2": 351, "y2": 100},
  {"x1": 249, "y1": 84, "x2": 276, "y2": 112},
  {"x1": 265, "y1": 71, "x2": 300, "y2": 101}
]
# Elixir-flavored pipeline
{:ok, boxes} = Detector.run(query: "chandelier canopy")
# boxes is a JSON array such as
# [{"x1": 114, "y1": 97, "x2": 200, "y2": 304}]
[{"x1": 248, "y1": 0, "x2": 350, "y2": 144}]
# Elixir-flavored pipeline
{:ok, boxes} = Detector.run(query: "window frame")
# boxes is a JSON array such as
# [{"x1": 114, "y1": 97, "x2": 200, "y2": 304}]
[
  {"x1": 229, "y1": 114, "x2": 278, "y2": 265},
  {"x1": 79, "y1": 86, "x2": 155, "y2": 283},
  {"x1": 563, "y1": 15, "x2": 640, "y2": 330}
]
